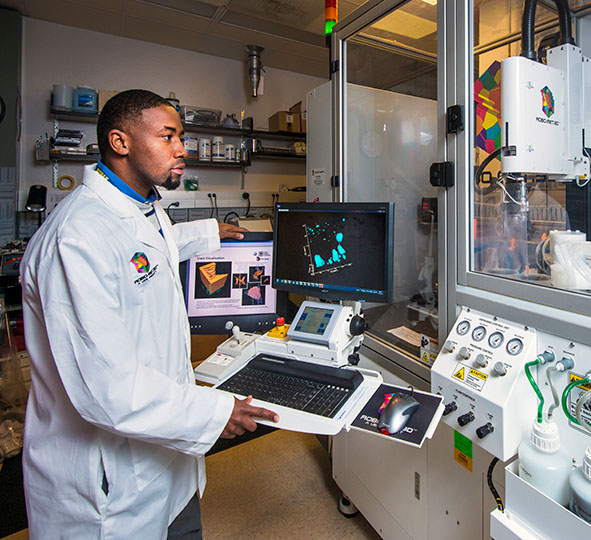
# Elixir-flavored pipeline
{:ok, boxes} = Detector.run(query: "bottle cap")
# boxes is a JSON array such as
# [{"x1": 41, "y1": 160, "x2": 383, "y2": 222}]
[
  {"x1": 530, "y1": 420, "x2": 560, "y2": 453},
  {"x1": 583, "y1": 446, "x2": 591, "y2": 482},
  {"x1": 276, "y1": 317, "x2": 285, "y2": 326}
]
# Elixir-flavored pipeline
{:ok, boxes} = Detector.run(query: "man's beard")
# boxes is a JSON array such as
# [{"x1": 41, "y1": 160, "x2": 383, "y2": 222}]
[{"x1": 162, "y1": 175, "x2": 181, "y2": 190}]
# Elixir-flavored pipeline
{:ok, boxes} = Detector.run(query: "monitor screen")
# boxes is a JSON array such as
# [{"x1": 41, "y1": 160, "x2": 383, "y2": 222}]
[
  {"x1": 181, "y1": 232, "x2": 287, "y2": 334},
  {"x1": 273, "y1": 202, "x2": 395, "y2": 302}
]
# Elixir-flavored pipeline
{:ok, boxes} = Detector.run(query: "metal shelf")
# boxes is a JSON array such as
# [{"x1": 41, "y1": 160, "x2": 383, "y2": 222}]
[
  {"x1": 48, "y1": 109, "x2": 306, "y2": 142},
  {"x1": 46, "y1": 153, "x2": 245, "y2": 169},
  {"x1": 246, "y1": 129, "x2": 306, "y2": 142},
  {"x1": 250, "y1": 152, "x2": 306, "y2": 160},
  {"x1": 183, "y1": 123, "x2": 246, "y2": 137},
  {"x1": 48, "y1": 152, "x2": 98, "y2": 162},
  {"x1": 50, "y1": 108, "x2": 99, "y2": 123},
  {"x1": 185, "y1": 158, "x2": 243, "y2": 168}
]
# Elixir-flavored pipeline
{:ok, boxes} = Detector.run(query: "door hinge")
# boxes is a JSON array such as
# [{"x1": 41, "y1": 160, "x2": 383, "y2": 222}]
[
  {"x1": 331, "y1": 175, "x2": 340, "y2": 187},
  {"x1": 330, "y1": 60, "x2": 339, "y2": 74}
]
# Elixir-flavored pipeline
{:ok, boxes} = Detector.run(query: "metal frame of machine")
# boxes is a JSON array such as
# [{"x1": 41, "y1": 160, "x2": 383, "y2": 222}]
[{"x1": 327, "y1": 1, "x2": 591, "y2": 539}]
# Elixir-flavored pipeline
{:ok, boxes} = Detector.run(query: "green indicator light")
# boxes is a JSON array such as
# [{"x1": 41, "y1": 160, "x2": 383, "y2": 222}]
[{"x1": 325, "y1": 20, "x2": 337, "y2": 35}]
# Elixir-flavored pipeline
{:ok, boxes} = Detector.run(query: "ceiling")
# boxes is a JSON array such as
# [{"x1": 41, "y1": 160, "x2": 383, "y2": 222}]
[{"x1": 0, "y1": 0, "x2": 368, "y2": 78}]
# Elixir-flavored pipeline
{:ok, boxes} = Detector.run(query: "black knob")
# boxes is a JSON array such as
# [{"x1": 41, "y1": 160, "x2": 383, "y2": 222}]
[
  {"x1": 349, "y1": 315, "x2": 368, "y2": 336},
  {"x1": 476, "y1": 422, "x2": 494, "y2": 439},
  {"x1": 458, "y1": 412, "x2": 475, "y2": 426},
  {"x1": 443, "y1": 401, "x2": 457, "y2": 416},
  {"x1": 348, "y1": 353, "x2": 360, "y2": 366}
]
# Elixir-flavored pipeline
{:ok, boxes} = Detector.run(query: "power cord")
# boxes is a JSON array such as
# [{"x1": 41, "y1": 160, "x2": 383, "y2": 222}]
[
  {"x1": 242, "y1": 192, "x2": 251, "y2": 217},
  {"x1": 166, "y1": 201, "x2": 180, "y2": 224},
  {"x1": 487, "y1": 457, "x2": 504, "y2": 513},
  {"x1": 207, "y1": 193, "x2": 214, "y2": 218},
  {"x1": 475, "y1": 147, "x2": 501, "y2": 196},
  {"x1": 212, "y1": 193, "x2": 219, "y2": 220},
  {"x1": 224, "y1": 211, "x2": 240, "y2": 224}
]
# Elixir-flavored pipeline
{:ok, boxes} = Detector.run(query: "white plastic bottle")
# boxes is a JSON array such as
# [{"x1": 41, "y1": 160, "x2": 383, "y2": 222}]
[
  {"x1": 569, "y1": 447, "x2": 591, "y2": 523},
  {"x1": 518, "y1": 420, "x2": 572, "y2": 506}
]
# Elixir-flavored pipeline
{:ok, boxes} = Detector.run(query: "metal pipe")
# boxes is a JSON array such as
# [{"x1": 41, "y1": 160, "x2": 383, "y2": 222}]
[{"x1": 245, "y1": 45, "x2": 264, "y2": 98}]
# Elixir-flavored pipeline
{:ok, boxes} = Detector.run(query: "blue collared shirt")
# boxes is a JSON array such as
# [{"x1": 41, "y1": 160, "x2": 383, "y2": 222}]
[
  {"x1": 96, "y1": 161, "x2": 159, "y2": 203},
  {"x1": 96, "y1": 161, "x2": 163, "y2": 236}
]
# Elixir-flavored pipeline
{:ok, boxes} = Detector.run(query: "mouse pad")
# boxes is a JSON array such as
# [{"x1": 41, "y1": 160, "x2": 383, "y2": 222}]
[{"x1": 351, "y1": 384, "x2": 443, "y2": 446}]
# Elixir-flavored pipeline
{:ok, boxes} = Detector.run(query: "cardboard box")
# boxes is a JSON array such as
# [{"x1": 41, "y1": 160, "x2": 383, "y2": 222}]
[
  {"x1": 98, "y1": 89, "x2": 120, "y2": 112},
  {"x1": 289, "y1": 101, "x2": 305, "y2": 132},
  {"x1": 268, "y1": 111, "x2": 301, "y2": 133}
]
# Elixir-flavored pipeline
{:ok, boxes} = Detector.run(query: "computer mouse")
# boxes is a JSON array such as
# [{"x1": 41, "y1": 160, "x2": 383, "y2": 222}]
[{"x1": 378, "y1": 393, "x2": 420, "y2": 435}]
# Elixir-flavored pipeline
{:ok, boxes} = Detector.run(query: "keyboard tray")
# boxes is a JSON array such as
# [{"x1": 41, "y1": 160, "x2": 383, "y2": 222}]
[
  {"x1": 217, "y1": 353, "x2": 363, "y2": 418},
  {"x1": 215, "y1": 354, "x2": 382, "y2": 435}
]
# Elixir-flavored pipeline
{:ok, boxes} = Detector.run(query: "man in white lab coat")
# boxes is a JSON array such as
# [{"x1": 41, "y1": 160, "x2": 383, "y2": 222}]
[{"x1": 20, "y1": 89, "x2": 279, "y2": 539}]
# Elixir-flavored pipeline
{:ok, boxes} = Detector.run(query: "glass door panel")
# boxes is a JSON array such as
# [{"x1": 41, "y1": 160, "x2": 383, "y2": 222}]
[
  {"x1": 341, "y1": 0, "x2": 439, "y2": 364},
  {"x1": 471, "y1": 0, "x2": 591, "y2": 297}
]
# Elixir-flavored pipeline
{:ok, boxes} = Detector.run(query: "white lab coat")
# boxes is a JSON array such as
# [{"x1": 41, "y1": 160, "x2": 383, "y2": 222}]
[{"x1": 21, "y1": 164, "x2": 235, "y2": 539}]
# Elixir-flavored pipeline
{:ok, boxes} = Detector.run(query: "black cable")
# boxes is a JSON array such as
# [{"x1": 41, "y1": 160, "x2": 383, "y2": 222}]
[
  {"x1": 487, "y1": 457, "x2": 504, "y2": 513},
  {"x1": 521, "y1": 0, "x2": 574, "y2": 60},
  {"x1": 475, "y1": 147, "x2": 502, "y2": 196},
  {"x1": 242, "y1": 192, "x2": 251, "y2": 217},
  {"x1": 212, "y1": 193, "x2": 219, "y2": 219},
  {"x1": 224, "y1": 211, "x2": 240, "y2": 224},
  {"x1": 166, "y1": 201, "x2": 180, "y2": 224},
  {"x1": 555, "y1": 0, "x2": 575, "y2": 45},
  {"x1": 208, "y1": 193, "x2": 214, "y2": 218}
]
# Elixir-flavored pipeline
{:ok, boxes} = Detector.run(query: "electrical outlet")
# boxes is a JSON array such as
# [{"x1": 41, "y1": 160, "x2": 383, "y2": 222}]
[{"x1": 47, "y1": 190, "x2": 69, "y2": 211}]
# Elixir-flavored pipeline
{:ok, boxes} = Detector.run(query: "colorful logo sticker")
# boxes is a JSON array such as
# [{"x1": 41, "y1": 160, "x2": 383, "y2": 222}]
[
  {"x1": 540, "y1": 86, "x2": 555, "y2": 118},
  {"x1": 378, "y1": 393, "x2": 394, "y2": 414},
  {"x1": 130, "y1": 252, "x2": 150, "y2": 274}
]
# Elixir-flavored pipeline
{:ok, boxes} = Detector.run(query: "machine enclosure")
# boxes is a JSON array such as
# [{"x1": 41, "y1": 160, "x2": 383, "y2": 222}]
[{"x1": 501, "y1": 48, "x2": 590, "y2": 180}]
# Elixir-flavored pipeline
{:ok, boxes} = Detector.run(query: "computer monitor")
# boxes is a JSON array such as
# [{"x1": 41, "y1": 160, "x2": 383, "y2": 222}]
[
  {"x1": 181, "y1": 232, "x2": 287, "y2": 334},
  {"x1": 273, "y1": 202, "x2": 395, "y2": 302}
]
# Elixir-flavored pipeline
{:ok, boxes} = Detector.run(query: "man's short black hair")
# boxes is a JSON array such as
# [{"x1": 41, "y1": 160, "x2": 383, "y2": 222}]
[{"x1": 97, "y1": 89, "x2": 171, "y2": 157}]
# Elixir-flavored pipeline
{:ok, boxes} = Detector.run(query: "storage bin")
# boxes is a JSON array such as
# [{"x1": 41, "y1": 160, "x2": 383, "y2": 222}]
[{"x1": 181, "y1": 106, "x2": 221, "y2": 125}]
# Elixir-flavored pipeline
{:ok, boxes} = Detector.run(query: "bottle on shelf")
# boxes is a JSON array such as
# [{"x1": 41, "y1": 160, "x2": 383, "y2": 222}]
[
  {"x1": 73, "y1": 85, "x2": 97, "y2": 113},
  {"x1": 569, "y1": 447, "x2": 591, "y2": 523},
  {"x1": 518, "y1": 419, "x2": 572, "y2": 506}
]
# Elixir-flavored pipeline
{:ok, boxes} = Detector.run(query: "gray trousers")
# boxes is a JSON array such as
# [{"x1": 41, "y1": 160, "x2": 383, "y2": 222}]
[{"x1": 167, "y1": 493, "x2": 203, "y2": 540}]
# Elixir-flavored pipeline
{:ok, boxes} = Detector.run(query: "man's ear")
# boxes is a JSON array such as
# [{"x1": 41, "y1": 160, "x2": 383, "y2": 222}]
[{"x1": 108, "y1": 129, "x2": 130, "y2": 156}]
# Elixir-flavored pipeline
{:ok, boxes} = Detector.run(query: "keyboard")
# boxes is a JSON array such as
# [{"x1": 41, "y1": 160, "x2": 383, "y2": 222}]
[{"x1": 217, "y1": 354, "x2": 363, "y2": 418}]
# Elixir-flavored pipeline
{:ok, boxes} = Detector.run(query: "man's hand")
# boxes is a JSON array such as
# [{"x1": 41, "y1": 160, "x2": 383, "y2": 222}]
[
  {"x1": 220, "y1": 396, "x2": 280, "y2": 439},
  {"x1": 218, "y1": 222, "x2": 249, "y2": 240}
]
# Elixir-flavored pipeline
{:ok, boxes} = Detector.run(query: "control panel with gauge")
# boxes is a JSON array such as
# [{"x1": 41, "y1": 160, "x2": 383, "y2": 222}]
[{"x1": 431, "y1": 307, "x2": 537, "y2": 460}]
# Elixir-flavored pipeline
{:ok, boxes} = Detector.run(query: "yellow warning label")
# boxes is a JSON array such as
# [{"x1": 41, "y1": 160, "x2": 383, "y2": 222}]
[
  {"x1": 469, "y1": 368, "x2": 488, "y2": 381},
  {"x1": 421, "y1": 352, "x2": 429, "y2": 364},
  {"x1": 454, "y1": 448, "x2": 473, "y2": 472},
  {"x1": 569, "y1": 373, "x2": 591, "y2": 391},
  {"x1": 453, "y1": 367, "x2": 465, "y2": 381}
]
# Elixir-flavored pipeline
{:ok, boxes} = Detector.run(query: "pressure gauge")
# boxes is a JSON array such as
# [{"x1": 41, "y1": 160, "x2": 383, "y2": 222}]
[
  {"x1": 488, "y1": 331, "x2": 504, "y2": 349},
  {"x1": 472, "y1": 325, "x2": 486, "y2": 342},
  {"x1": 506, "y1": 338, "x2": 524, "y2": 356},
  {"x1": 456, "y1": 320, "x2": 470, "y2": 335}
]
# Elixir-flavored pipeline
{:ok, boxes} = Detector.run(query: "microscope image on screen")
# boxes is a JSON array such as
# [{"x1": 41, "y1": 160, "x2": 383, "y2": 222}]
[
  {"x1": 241, "y1": 264, "x2": 270, "y2": 305},
  {"x1": 195, "y1": 261, "x2": 231, "y2": 298},
  {"x1": 242, "y1": 282, "x2": 266, "y2": 305},
  {"x1": 303, "y1": 219, "x2": 351, "y2": 276}
]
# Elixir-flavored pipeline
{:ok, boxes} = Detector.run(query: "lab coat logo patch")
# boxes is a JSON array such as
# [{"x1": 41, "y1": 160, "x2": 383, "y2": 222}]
[{"x1": 130, "y1": 252, "x2": 150, "y2": 274}]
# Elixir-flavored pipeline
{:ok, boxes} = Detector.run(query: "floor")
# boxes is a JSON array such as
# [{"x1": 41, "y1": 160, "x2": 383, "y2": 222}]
[
  {"x1": 2, "y1": 430, "x2": 381, "y2": 540},
  {"x1": 201, "y1": 430, "x2": 381, "y2": 539}
]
